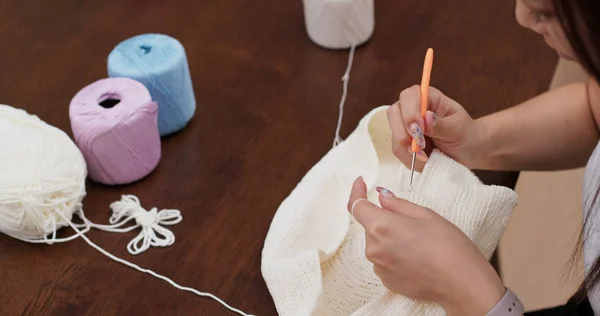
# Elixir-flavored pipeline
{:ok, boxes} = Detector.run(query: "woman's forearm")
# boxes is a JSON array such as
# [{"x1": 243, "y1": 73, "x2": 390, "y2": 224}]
[
  {"x1": 441, "y1": 267, "x2": 506, "y2": 316},
  {"x1": 472, "y1": 80, "x2": 600, "y2": 171}
]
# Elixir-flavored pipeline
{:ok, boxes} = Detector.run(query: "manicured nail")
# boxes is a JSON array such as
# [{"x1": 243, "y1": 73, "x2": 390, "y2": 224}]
[
  {"x1": 416, "y1": 150, "x2": 428, "y2": 162},
  {"x1": 426, "y1": 111, "x2": 438, "y2": 127},
  {"x1": 376, "y1": 186, "x2": 396, "y2": 198},
  {"x1": 409, "y1": 122, "x2": 426, "y2": 149}
]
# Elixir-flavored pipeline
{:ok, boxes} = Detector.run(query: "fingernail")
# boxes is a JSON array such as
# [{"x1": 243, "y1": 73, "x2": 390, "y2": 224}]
[
  {"x1": 427, "y1": 111, "x2": 438, "y2": 127},
  {"x1": 356, "y1": 176, "x2": 363, "y2": 182},
  {"x1": 376, "y1": 186, "x2": 396, "y2": 198},
  {"x1": 409, "y1": 122, "x2": 426, "y2": 149},
  {"x1": 416, "y1": 150, "x2": 428, "y2": 162}
]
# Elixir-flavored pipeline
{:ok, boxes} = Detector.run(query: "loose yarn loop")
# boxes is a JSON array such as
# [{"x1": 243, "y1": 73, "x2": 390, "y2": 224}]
[
  {"x1": 0, "y1": 104, "x2": 253, "y2": 316},
  {"x1": 303, "y1": 0, "x2": 374, "y2": 49},
  {"x1": 86, "y1": 195, "x2": 183, "y2": 255}
]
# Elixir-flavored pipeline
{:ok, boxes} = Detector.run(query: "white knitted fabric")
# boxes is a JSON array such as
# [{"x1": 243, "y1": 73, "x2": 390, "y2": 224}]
[{"x1": 261, "y1": 106, "x2": 518, "y2": 316}]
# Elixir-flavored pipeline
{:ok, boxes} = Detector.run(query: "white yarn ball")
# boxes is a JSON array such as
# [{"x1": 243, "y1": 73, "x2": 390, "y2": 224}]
[{"x1": 0, "y1": 104, "x2": 87, "y2": 242}]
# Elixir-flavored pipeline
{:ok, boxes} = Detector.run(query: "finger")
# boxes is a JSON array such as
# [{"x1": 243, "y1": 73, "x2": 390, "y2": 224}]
[
  {"x1": 390, "y1": 141, "x2": 427, "y2": 172},
  {"x1": 424, "y1": 109, "x2": 465, "y2": 142},
  {"x1": 399, "y1": 85, "x2": 454, "y2": 127},
  {"x1": 390, "y1": 140, "x2": 427, "y2": 171},
  {"x1": 373, "y1": 265, "x2": 396, "y2": 280},
  {"x1": 348, "y1": 176, "x2": 368, "y2": 210},
  {"x1": 398, "y1": 86, "x2": 426, "y2": 150},
  {"x1": 398, "y1": 85, "x2": 424, "y2": 129},
  {"x1": 374, "y1": 187, "x2": 409, "y2": 213},
  {"x1": 373, "y1": 264, "x2": 385, "y2": 278},
  {"x1": 388, "y1": 103, "x2": 428, "y2": 168},
  {"x1": 347, "y1": 177, "x2": 384, "y2": 228},
  {"x1": 423, "y1": 86, "x2": 454, "y2": 116},
  {"x1": 400, "y1": 86, "x2": 459, "y2": 143},
  {"x1": 387, "y1": 101, "x2": 410, "y2": 144},
  {"x1": 375, "y1": 186, "x2": 425, "y2": 218},
  {"x1": 373, "y1": 265, "x2": 396, "y2": 290}
]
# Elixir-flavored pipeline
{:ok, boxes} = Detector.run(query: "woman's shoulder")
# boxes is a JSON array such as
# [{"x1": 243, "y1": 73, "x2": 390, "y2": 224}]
[
  {"x1": 584, "y1": 136, "x2": 600, "y2": 194},
  {"x1": 587, "y1": 78, "x2": 600, "y2": 131}
]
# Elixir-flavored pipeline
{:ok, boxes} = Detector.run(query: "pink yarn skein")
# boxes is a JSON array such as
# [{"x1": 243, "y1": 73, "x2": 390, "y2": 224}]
[{"x1": 69, "y1": 77, "x2": 161, "y2": 185}]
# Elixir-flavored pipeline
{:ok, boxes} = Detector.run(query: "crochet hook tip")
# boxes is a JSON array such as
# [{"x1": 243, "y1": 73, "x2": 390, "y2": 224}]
[{"x1": 409, "y1": 152, "x2": 416, "y2": 190}]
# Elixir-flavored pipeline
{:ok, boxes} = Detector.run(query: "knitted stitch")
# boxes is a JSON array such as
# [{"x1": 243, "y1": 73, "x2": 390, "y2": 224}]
[{"x1": 262, "y1": 106, "x2": 518, "y2": 315}]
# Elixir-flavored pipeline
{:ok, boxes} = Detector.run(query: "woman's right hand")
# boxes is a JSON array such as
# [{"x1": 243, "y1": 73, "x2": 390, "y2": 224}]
[{"x1": 387, "y1": 85, "x2": 485, "y2": 170}]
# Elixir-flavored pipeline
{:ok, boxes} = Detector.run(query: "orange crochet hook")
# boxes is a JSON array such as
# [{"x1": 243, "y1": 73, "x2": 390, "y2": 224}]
[{"x1": 409, "y1": 48, "x2": 434, "y2": 190}]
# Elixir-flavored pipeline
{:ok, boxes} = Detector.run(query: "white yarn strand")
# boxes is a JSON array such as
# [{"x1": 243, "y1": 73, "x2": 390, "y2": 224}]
[
  {"x1": 9, "y1": 199, "x2": 253, "y2": 316},
  {"x1": 2, "y1": 211, "x2": 91, "y2": 245},
  {"x1": 54, "y1": 210, "x2": 255, "y2": 316},
  {"x1": 333, "y1": 44, "x2": 356, "y2": 147}
]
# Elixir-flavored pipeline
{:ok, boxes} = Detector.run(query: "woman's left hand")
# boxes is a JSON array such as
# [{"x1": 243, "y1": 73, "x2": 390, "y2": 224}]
[{"x1": 348, "y1": 177, "x2": 506, "y2": 316}]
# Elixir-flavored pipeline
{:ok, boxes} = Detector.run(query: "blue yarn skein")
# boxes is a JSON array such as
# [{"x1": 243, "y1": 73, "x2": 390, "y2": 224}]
[{"x1": 108, "y1": 33, "x2": 196, "y2": 136}]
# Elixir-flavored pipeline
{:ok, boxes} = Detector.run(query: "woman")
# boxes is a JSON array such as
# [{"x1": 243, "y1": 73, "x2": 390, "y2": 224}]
[{"x1": 348, "y1": 0, "x2": 600, "y2": 314}]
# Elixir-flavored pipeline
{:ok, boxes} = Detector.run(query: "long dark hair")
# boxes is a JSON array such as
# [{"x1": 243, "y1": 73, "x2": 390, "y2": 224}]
[{"x1": 553, "y1": 0, "x2": 600, "y2": 299}]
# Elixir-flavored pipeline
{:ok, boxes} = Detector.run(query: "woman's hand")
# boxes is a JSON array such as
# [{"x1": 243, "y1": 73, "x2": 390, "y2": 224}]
[
  {"x1": 347, "y1": 177, "x2": 505, "y2": 316},
  {"x1": 387, "y1": 85, "x2": 486, "y2": 171}
]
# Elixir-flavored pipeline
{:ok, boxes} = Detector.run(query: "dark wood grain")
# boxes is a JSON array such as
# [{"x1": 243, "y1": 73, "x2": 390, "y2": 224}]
[{"x1": 0, "y1": 1, "x2": 556, "y2": 315}]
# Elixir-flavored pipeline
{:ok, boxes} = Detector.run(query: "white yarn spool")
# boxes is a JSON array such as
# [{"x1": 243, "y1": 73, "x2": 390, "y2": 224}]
[
  {"x1": 0, "y1": 104, "x2": 253, "y2": 316},
  {"x1": 303, "y1": 0, "x2": 375, "y2": 49}
]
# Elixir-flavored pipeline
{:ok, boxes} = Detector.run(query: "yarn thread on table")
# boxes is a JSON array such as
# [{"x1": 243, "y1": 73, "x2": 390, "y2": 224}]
[
  {"x1": 302, "y1": 0, "x2": 374, "y2": 147},
  {"x1": 108, "y1": 33, "x2": 196, "y2": 136},
  {"x1": 0, "y1": 104, "x2": 253, "y2": 316},
  {"x1": 69, "y1": 77, "x2": 161, "y2": 185}
]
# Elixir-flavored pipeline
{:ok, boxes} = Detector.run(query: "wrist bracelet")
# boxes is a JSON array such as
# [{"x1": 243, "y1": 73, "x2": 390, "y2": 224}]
[{"x1": 485, "y1": 288, "x2": 524, "y2": 315}]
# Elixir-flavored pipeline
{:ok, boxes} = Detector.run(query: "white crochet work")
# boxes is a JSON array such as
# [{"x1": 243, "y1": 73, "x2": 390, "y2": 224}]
[{"x1": 261, "y1": 106, "x2": 518, "y2": 316}]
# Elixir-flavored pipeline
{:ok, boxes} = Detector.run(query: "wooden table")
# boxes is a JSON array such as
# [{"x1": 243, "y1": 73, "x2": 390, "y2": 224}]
[{"x1": 0, "y1": 1, "x2": 557, "y2": 315}]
